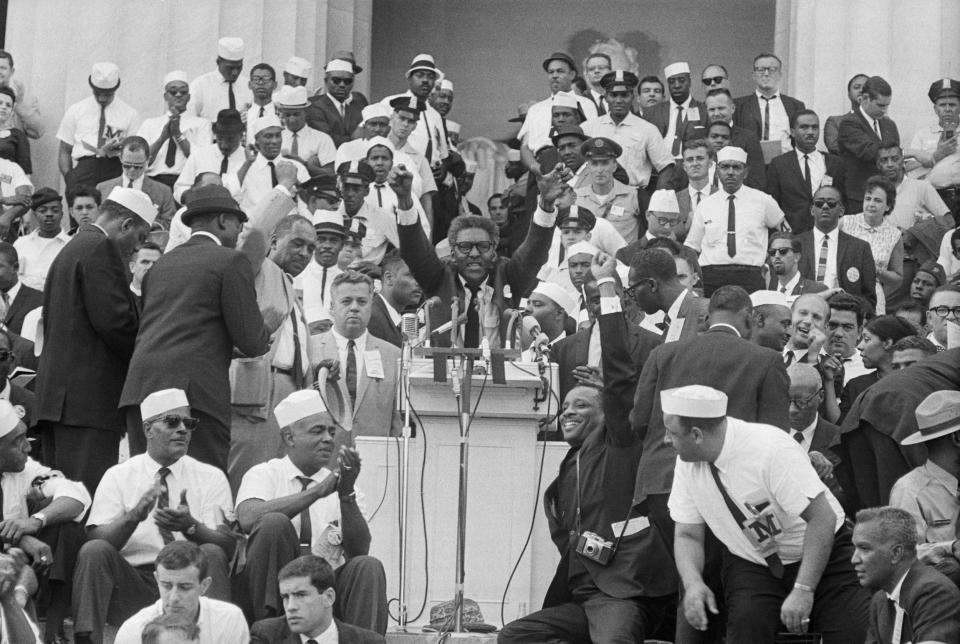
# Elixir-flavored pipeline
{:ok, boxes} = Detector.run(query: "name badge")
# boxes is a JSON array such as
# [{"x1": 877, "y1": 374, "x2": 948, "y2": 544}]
[
  {"x1": 611, "y1": 516, "x2": 650, "y2": 537},
  {"x1": 665, "y1": 317, "x2": 685, "y2": 343},
  {"x1": 364, "y1": 350, "x2": 384, "y2": 379},
  {"x1": 685, "y1": 107, "x2": 701, "y2": 122},
  {"x1": 609, "y1": 205, "x2": 625, "y2": 217},
  {"x1": 821, "y1": 175, "x2": 833, "y2": 187},
  {"x1": 0, "y1": 130, "x2": 9, "y2": 139},
  {"x1": 846, "y1": 267, "x2": 861, "y2": 283}
]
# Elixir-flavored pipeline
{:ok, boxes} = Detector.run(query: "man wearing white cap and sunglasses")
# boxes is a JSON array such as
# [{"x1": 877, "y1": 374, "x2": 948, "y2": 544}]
[
  {"x1": 73, "y1": 388, "x2": 234, "y2": 644},
  {"x1": 187, "y1": 37, "x2": 252, "y2": 122},
  {"x1": 35, "y1": 187, "x2": 157, "y2": 497},
  {"x1": 136, "y1": 71, "x2": 213, "y2": 190},
  {"x1": 306, "y1": 58, "x2": 368, "y2": 148}
]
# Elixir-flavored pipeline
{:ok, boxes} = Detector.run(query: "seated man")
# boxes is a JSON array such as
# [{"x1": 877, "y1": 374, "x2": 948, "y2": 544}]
[
  {"x1": 13, "y1": 188, "x2": 70, "y2": 290},
  {"x1": 236, "y1": 389, "x2": 387, "y2": 634},
  {"x1": 72, "y1": 389, "x2": 235, "y2": 644},
  {"x1": 251, "y1": 555, "x2": 384, "y2": 644},
  {"x1": 521, "y1": 281, "x2": 577, "y2": 360},
  {"x1": 114, "y1": 541, "x2": 248, "y2": 644},
  {"x1": 891, "y1": 390, "x2": 960, "y2": 586}
]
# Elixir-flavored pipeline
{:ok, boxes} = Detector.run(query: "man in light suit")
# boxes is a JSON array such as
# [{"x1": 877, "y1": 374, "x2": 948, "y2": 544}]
[
  {"x1": 733, "y1": 53, "x2": 806, "y2": 146},
  {"x1": 305, "y1": 59, "x2": 367, "y2": 148},
  {"x1": 642, "y1": 61, "x2": 705, "y2": 159},
  {"x1": 837, "y1": 76, "x2": 899, "y2": 211},
  {"x1": 97, "y1": 136, "x2": 177, "y2": 229}
]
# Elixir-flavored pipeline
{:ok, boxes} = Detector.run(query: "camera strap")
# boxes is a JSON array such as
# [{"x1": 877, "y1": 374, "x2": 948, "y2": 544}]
[{"x1": 575, "y1": 450, "x2": 634, "y2": 553}]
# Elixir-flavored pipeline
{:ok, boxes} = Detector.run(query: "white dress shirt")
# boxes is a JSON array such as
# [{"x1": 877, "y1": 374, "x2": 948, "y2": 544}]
[
  {"x1": 239, "y1": 153, "x2": 309, "y2": 212},
  {"x1": 13, "y1": 230, "x2": 71, "y2": 290},
  {"x1": 137, "y1": 112, "x2": 213, "y2": 177},
  {"x1": 173, "y1": 143, "x2": 247, "y2": 202},
  {"x1": 755, "y1": 91, "x2": 790, "y2": 146},
  {"x1": 811, "y1": 226, "x2": 840, "y2": 289},
  {"x1": 517, "y1": 93, "x2": 598, "y2": 154},
  {"x1": 246, "y1": 101, "x2": 276, "y2": 141},
  {"x1": 114, "y1": 597, "x2": 249, "y2": 644},
  {"x1": 283, "y1": 126, "x2": 337, "y2": 165},
  {"x1": 777, "y1": 271, "x2": 801, "y2": 294},
  {"x1": 685, "y1": 186, "x2": 785, "y2": 266},
  {"x1": 56, "y1": 96, "x2": 139, "y2": 161},
  {"x1": 794, "y1": 148, "x2": 826, "y2": 193},
  {"x1": 294, "y1": 261, "x2": 342, "y2": 325},
  {"x1": 379, "y1": 91, "x2": 449, "y2": 166},
  {"x1": 1, "y1": 457, "x2": 91, "y2": 522},
  {"x1": 581, "y1": 112, "x2": 673, "y2": 186},
  {"x1": 187, "y1": 70, "x2": 252, "y2": 121},
  {"x1": 300, "y1": 619, "x2": 338, "y2": 644},
  {"x1": 859, "y1": 105, "x2": 881, "y2": 137}
]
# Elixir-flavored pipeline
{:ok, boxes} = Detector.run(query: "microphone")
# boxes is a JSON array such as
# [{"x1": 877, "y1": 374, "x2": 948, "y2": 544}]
[
  {"x1": 521, "y1": 315, "x2": 542, "y2": 349},
  {"x1": 450, "y1": 297, "x2": 461, "y2": 348},
  {"x1": 401, "y1": 312, "x2": 419, "y2": 346},
  {"x1": 503, "y1": 308, "x2": 523, "y2": 349}
]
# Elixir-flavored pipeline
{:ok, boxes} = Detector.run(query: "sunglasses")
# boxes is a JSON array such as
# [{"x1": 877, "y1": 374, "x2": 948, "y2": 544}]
[
  {"x1": 812, "y1": 199, "x2": 841, "y2": 209},
  {"x1": 702, "y1": 76, "x2": 726, "y2": 85},
  {"x1": 767, "y1": 248, "x2": 793, "y2": 257},
  {"x1": 165, "y1": 89, "x2": 189, "y2": 97},
  {"x1": 329, "y1": 77, "x2": 354, "y2": 85},
  {"x1": 160, "y1": 415, "x2": 199, "y2": 431},
  {"x1": 624, "y1": 279, "x2": 652, "y2": 300},
  {"x1": 453, "y1": 241, "x2": 493, "y2": 254}
]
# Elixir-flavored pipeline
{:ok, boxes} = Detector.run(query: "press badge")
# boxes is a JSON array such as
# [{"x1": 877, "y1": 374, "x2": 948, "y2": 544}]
[
  {"x1": 364, "y1": 350, "x2": 384, "y2": 379},
  {"x1": 686, "y1": 107, "x2": 702, "y2": 122},
  {"x1": 609, "y1": 205, "x2": 625, "y2": 217},
  {"x1": 0, "y1": 174, "x2": 11, "y2": 184},
  {"x1": 741, "y1": 494, "x2": 783, "y2": 558},
  {"x1": 611, "y1": 516, "x2": 650, "y2": 537}
]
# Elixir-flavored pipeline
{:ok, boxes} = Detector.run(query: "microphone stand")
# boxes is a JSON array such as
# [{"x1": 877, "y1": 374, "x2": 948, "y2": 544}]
[{"x1": 396, "y1": 325, "x2": 414, "y2": 631}]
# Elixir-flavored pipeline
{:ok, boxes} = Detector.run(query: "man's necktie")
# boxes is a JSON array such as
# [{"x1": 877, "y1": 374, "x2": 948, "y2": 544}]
[
  {"x1": 164, "y1": 119, "x2": 178, "y2": 167},
  {"x1": 890, "y1": 600, "x2": 904, "y2": 644},
  {"x1": 780, "y1": 285, "x2": 788, "y2": 294},
  {"x1": 597, "y1": 96, "x2": 606, "y2": 117},
  {"x1": 290, "y1": 308, "x2": 304, "y2": 389},
  {"x1": 290, "y1": 131, "x2": 299, "y2": 158},
  {"x1": 672, "y1": 105, "x2": 684, "y2": 156},
  {"x1": 803, "y1": 154, "x2": 812, "y2": 195},
  {"x1": 0, "y1": 290, "x2": 9, "y2": 321},
  {"x1": 268, "y1": 160, "x2": 277, "y2": 187},
  {"x1": 296, "y1": 476, "x2": 313, "y2": 554},
  {"x1": 784, "y1": 351, "x2": 794, "y2": 367},
  {"x1": 375, "y1": 184, "x2": 384, "y2": 207},
  {"x1": 220, "y1": 154, "x2": 229, "y2": 175},
  {"x1": 346, "y1": 339, "x2": 358, "y2": 406},
  {"x1": 127, "y1": 179, "x2": 134, "y2": 189},
  {"x1": 761, "y1": 96, "x2": 772, "y2": 140},
  {"x1": 656, "y1": 313, "x2": 672, "y2": 335},
  {"x1": 258, "y1": 105, "x2": 265, "y2": 118},
  {"x1": 319, "y1": 267, "x2": 328, "y2": 305},
  {"x1": 338, "y1": 101, "x2": 345, "y2": 119},
  {"x1": 97, "y1": 105, "x2": 107, "y2": 149},
  {"x1": 465, "y1": 283, "x2": 481, "y2": 348},
  {"x1": 816, "y1": 235, "x2": 829, "y2": 282},
  {"x1": 422, "y1": 112, "x2": 434, "y2": 164},
  {"x1": 157, "y1": 467, "x2": 174, "y2": 544},
  {"x1": 873, "y1": 120, "x2": 880, "y2": 138},
  {"x1": 793, "y1": 430, "x2": 805, "y2": 444},
  {"x1": 726, "y1": 195, "x2": 737, "y2": 258},
  {"x1": 227, "y1": 81, "x2": 236, "y2": 110},
  {"x1": 695, "y1": 190, "x2": 702, "y2": 206}
]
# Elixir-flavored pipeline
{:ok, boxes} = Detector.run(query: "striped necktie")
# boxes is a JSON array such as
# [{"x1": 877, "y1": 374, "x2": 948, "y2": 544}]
[{"x1": 816, "y1": 234, "x2": 829, "y2": 282}]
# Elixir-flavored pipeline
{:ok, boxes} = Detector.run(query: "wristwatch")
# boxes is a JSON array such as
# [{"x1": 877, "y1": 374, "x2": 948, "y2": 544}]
[{"x1": 30, "y1": 512, "x2": 47, "y2": 530}]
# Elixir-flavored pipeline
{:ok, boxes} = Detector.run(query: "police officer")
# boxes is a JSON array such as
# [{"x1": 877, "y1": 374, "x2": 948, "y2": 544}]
[
  {"x1": 576, "y1": 137, "x2": 643, "y2": 242},
  {"x1": 907, "y1": 78, "x2": 960, "y2": 216}
]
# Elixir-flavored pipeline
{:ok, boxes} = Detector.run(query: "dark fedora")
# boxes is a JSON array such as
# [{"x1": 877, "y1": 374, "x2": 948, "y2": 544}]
[
  {"x1": 212, "y1": 109, "x2": 244, "y2": 136},
  {"x1": 180, "y1": 185, "x2": 247, "y2": 226}
]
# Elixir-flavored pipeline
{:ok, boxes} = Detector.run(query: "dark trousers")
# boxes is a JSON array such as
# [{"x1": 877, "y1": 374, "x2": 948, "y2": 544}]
[
  {"x1": 498, "y1": 592, "x2": 669, "y2": 644},
  {"x1": 33, "y1": 522, "x2": 86, "y2": 638},
  {"x1": 243, "y1": 512, "x2": 388, "y2": 634},
  {"x1": 65, "y1": 156, "x2": 122, "y2": 193},
  {"x1": 40, "y1": 422, "x2": 121, "y2": 499},
  {"x1": 721, "y1": 525, "x2": 870, "y2": 644},
  {"x1": 125, "y1": 405, "x2": 231, "y2": 473},
  {"x1": 701, "y1": 265, "x2": 764, "y2": 296}
]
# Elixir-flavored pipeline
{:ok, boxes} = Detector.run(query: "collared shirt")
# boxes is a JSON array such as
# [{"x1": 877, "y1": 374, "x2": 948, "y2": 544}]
[
  {"x1": 282, "y1": 126, "x2": 337, "y2": 166},
  {"x1": 777, "y1": 271, "x2": 801, "y2": 294},
  {"x1": 859, "y1": 106, "x2": 881, "y2": 137},
  {"x1": 928, "y1": 332, "x2": 947, "y2": 351},
  {"x1": 13, "y1": 230, "x2": 72, "y2": 290},
  {"x1": 811, "y1": 226, "x2": 840, "y2": 289},
  {"x1": 888, "y1": 176, "x2": 950, "y2": 229},
  {"x1": 236, "y1": 455, "x2": 367, "y2": 568},
  {"x1": 0, "y1": 456, "x2": 90, "y2": 522},
  {"x1": 190, "y1": 231, "x2": 222, "y2": 246},
  {"x1": 137, "y1": 111, "x2": 213, "y2": 176},
  {"x1": 300, "y1": 620, "x2": 338, "y2": 644},
  {"x1": 187, "y1": 70, "x2": 253, "y2": 121},
  {"x1": 294, "y1": 261, "x2": 343, "y2": 325},
  {"x1": 782, "y1": 344, "x2": 826, "y2": 366},
  {"x1": 1, "y1": 280, "x2": 20, "y2": 310},
  {"x1": 364, "y1": 183, "x2": 431, "y2": 239},
  {"x1": 685, "y1": 186, "x2": 785, "y2": 266},
  {"x1": 517, "y1": 93, "x2": 599, "y2": 154},
  {"x1": 379, "y1": 91, "x2": 449, "y2": 166},
  {"x1": 87, "y1": 454, "x2": 234, "y2": 567},
  {"x1": 756, "y1": 91, "x2": 790, "y2": 145},
  {"x1": 889, "y1": 460, "x2": 960, "y2": 559},
  {"x1": 791, "y1": 416, "x2": 818, "y2": 453},
  {"x1": 664, "y1": 96, "x2": 695, "y2": 153},
  {"x1": 910, "y1": 123, "x2": 946, "y2": 158},
  {"x1": 794, "y1": 148, "x2": 826, "y2": 193},
  {"x1": 113, "y1": 597, "x2": 249, "y2": 644},
  {"x1": 669, "y1": 417, "x2": 845, "y2": 566},
  {"x1": 245, "y1": 101, "x2": 276, "y2": 141},
  {"x1": 575, "y1": 180, "x2": 642, "y2": 242},
  {"x1": 587, "y1": 322, "x2": 601, "y2": 367},
  {"x1": 840, "y1": 349, "x2": 873, "y2": 384},
  {"x1": 335, "y1": 141, "x2": 429, "y2": 196},
  {"x1": 173, "y1": 143, "x2": 247, "y2": 203},
  {"x1": 56, "y1": 95, "x2": 139, "y2": 161},
  {"x1": 240, "y1": 153, "x2": 309, "y2": 213},
  {"x1": 687, "y1": 183, "x2": 712, "y2": 214},
  {"x1": 332, "y1": 329, "x2": 368, "y2": 379},
  {"x1": 0, "y1": 157, "x2": 31, "y2": 198},
  {"x1": 581, "y1": 112, "x2": 673, "y2": 186},
  {"x1": 272, "y1": 299, "x2": 310, "y2": 374}
]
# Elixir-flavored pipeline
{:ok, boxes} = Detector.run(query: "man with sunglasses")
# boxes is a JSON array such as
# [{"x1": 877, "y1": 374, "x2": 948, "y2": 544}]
[
  {"x1": 307, "y1": 58, "x2": 368, "y2": 149},
  {"x1": 96, "y1": 136, "x2": 177, "y2": 230},
  {"x1": 734, "y1": 53, "x2": 806, "y2": 151},
  {"x1": 73, "y1": 388, "x2": 235, "y2": 644},
  {"x1": 136, "y1": 71, "x2": 213, "y2": 191},
  {"x1": 766, "y1": 232, "x2": 828, "y2": 296},
  {"x1": 642, "y1": 62, "x2": 705, "y2": 160},
  {"x1": 700, "y1": 64, "x2": 729, "y2": 93},
  {"x1": 926, "y1": 284, "x2": 960, "y2": 351}
]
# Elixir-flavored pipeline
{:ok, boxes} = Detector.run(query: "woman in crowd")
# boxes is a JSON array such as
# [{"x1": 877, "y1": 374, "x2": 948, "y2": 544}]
[
  {"x1": 837, "y1": 314, "x2": 916, "y2": 421},
  {"x1": 0, "y1": 86, "x2": 31, "y2": 175}
]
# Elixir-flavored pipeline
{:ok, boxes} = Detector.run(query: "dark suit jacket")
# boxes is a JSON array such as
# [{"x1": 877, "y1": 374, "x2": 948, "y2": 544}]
[
  {"x1": 35, "y1": 226, "x2": 139, "y2": 430},
  {"x1": 629, "y1": 326, "x2": 790, "y2": 502},
  {"x1": 366, "y1": 293, "x2": 402, "y2": 348},
  {"x1": 305, "y1": 93, "x2": 367, "y2": 147},
  {"x1": 4, "y1": 283, "x2": 42, "y2": 335},
  {"x1": 552, "y1": 326, "x2": 590, "y2": 403},
  {"x1": 796, "y1": 229, "x2": 877, "y2": 308},
  {"x1": 676, "y1": 185, "x2": 718, "y2": 240},
  {"x1": 119, "y1": 235, "x2": 269, "y2": 427},
  {"x1": 96, "y1": 175, "x2": 178, "y2": 229},
  {"x1": 765, "y1": 150, "x2": 846, "y2": 233},
  {"x1": 731, "y1": 125, "x2": 767, "y2": 191},
  {"x1": 250, "y1": 617, "x2": 385, "y2": 644},
  {"x1": 733, "y1": 93, "x2": 806, "y2": 141},
  {"x1": 398, "y1": 215, "x2": 552, "y2": 348},
  {"x1": 642, "y1": 98, "x2": 706, "y2": 139},
  {"x1": 865, "y1": 561, "x2": 960, "y2": 644},
  {"x1": 766, "y1": 274, "x2": 829, "y2": 296},
  {"x1": 836, "y1": 109, "x2": 899, "y2": 203}
]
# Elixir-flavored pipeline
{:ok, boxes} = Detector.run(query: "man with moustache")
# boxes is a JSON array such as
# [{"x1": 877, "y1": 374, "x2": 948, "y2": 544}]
[
  {"x1": 749, "y1": 289, "x2": 793, "y2": 352},
  {"x1": 766, "y1": 232, "x2": 828, "y2": 296}
]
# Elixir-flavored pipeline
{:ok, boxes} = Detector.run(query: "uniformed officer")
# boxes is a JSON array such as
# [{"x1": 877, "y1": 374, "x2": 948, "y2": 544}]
[
  {"x1": 665, "y1": 384, "x2": 870, "y2": 643},
  {"x1": 576, "y1": 137, "x2": 643, "y2": 243},
  {"x1": 908, "y1": 78, "x2": 960, "y2": 215}
]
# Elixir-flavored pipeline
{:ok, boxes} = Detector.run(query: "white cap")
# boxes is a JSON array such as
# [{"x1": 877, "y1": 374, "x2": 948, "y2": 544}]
[
  {"x1": 284, "y1": 56, "x2": 312, "y2": 79},
  {"x1": 749, "y1": 290, "x2": 790, "y2": 308},
  {"x1": 507, "y1": 149, "x2": 521, "y2": 162},
  {"x1": 251, "y1": 113, "x2": 283, "y2": 136},
  {"x1": 362, "y1": 103, "x2": 392, "y2": 123},
  {"x1": 106, "y1": 187, "x2": 158, "y2": 226},
  {"x1": 446, "y1": 120, "x2": 461, "y2": 134},
  {"x1": 407, "y1": 53, "x2": 440, "y2": 76},
  {"x1": 664, "y1": 62, "x2": 691, "y2": 78},
  {"x1": 218, "y1": 37, "x2": 244, "y2": 61},
  {"x1": 274, "y1": 85, "x2": 309, "y2": 109},
  {"x1": 365, "y1": 136, "x2": 395, "y2": 154},
  {"x1": 464, "y1": 159, "x2": 478, "y2": 174},
  {"x1": 163, "y1": 70, "x2": 189, "y2": 87},
  {"x1": 325, "y1": 59, "x2": 355, "y2": 75},
  {"x1": 439, "y1": 79, "x2": 454, "y2": 92},
  {"x1": 0, "y1": 400, "x2": 23, "y2": 439},
  {"x1": 567, "y1": 241, "x2": 599, "y2": 258},
  {"x1": 531, "y1": 280, "x2": 577, "y2": 316},
  {"x1": 275, "y1": 389, "x2": 328, "y2": 428},
  {"x1": 90, "y1": 62, "x2": 120, "y2": 90},
  {"x1": 141, "y1": 388, "x2": 189, "y2": 422},
  {"x1": 661, "y1": 385, "x2": 728, "y2": 417},
  {"x1": 552, "y1": 91, "x2": 579, "y2": 109},
  {"x1": 648, "y1": 189, "x2": 680, "y2": 213},
  {"x1": 311, "y1": 209, "x2": 345, "y2": 228},
  {"x1": 717, "y1": 146, "x2": 748, "y2": 164}
]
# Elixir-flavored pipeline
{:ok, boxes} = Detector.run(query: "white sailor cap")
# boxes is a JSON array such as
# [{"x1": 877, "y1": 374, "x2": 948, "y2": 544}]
[
  {"x1": 648, "y1": 189, "x2": 680, "y2": 213},
  {"x1": 552, "y1": 92, "x2": 579, "y2": 110},
  {"x1": 274, "y1": 389, "x2": 328, "y2": 429},
  {"x1": 716, "y1": 146, "x2": 748, "y2": 164},
  {"x1": 218, "y1": 37, "x2": 245, "y2": 62},
  {"x1": 251, "y1": 113, "x2": 283, "y2": 136},
  {"x1": 361, "y1": 103, "x2": 392, "y2": 123},
  {"x1": 163, "y1": 70, "x2": 189, "y2": 87},
  {"x1": 664, "y1": 62, "x2": 691, "y2": 78},
  {"x1": 141, "y1": 388, "x2": 190, "y2": 422},
  {"x1": 531, "y1": 280, "x2": 577, "y2": 316},
  {"x1": 661, "y1": 385, "x2": 728, "y2": 417},
  {"x1": 106, "y1": 187, "x2": 158, "y2": 226},
  {"x1": 749, "y1": 290, "x2": 790, "y2": 308},
  {"x1": 566, "y1": 241, "x2": 599, "y2": 258},
  {"x1": 365, "y1": 135, "x2": 395, "y2": 154}
]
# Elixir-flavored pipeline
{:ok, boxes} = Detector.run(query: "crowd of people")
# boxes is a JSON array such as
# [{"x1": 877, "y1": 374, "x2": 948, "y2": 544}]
[{"x1": 0, "y1": 32, "x2": 956, "y2": 644}]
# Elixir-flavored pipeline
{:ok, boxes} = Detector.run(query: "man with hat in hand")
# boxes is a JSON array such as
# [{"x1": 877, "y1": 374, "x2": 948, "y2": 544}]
[
  {"x1": 307, "y1": 57, "x2": 368, "y2": 148},
  {"x1": 239, "y1": 113, "x2": 310, "y2": 213},
  {"x1": 238, "y1": 389, "x2": 388, "y2": 633},
  {"x1": 187, "y1": 37, "x2": 251, "y2": 121},
  {"x1": 73, "y1": 388, "x2": 235, "y2": 644},
  {"x1": 907, "y1": 78, "x2": 960, "y2": 216},
  {"x1": 643, "y1": 62, "x2": 705, "y2": 159},
  {"x1": 57, "y1": 62, "x2": 139, "y2": 192},
  {"x1": 276, "y1": 85, "x2": 336, "y2": 176},
  {"x1": 120, "y1": 184, "x2": 269, "y2": 472},
  {"x1": 173, "y1": 109, "x2": 246, "y2": 203},
  {"x1": 137, "y1": 71, "x2": 213, "y2": 190},
  {"x1": 665, "y1": 384, "x2": 869, "y2": 643},
  {"x1": 36, "y1": 187, "x2": 157, "y2": 496},
  {"x1": 576, "y1": 137, "x2": 643, "y2": 242}
]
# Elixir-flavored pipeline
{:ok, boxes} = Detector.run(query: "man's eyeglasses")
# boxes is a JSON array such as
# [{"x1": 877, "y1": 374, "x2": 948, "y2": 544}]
[
  {"x1": 121, "y1": 163, "x2": 145, "y2": 171},
  {"x1": 754, "y1": 67, "x2": 781, "y2": 75},
  {"x1": 453, "y1": 241, "x2": 493, "y2": 254},
  {"x1": 812, "y1": 199, "x2": 841, "y2": 209},
  {"x1": 165, "y1": 89, "x2": 189, "y2": 97},
  {"x1": 790, "y1": 388, "x2": 822, "y2": 409},
  {"x1": 160, "y1": 415, "x2": 199, "y2": 431},
  {"x1": 702, "y1": 76, "x2": 726, "y2": 86},
  {"x1": 329, "y1": 77, "x2": 354, "y2": 85},
  {"x1": 624, "y1": 278, "x2": 652, "y2": 300},
  {"x1": 928, "y1": 305, "x2": 960, "y2": 319},
  {"x1": 767, "y1": 247, "x2": 793, "y2": 257},
  {"x1": 649, "y1": 215, "x2": 678, "y2": 226}
]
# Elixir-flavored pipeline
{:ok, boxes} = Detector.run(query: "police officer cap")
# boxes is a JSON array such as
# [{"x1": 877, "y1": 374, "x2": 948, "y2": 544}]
[
  {"x1": 299, "y1": 174, "x2": 339, "y2": 199},
  {"x1": 389, "y1": 95, "x2": 425, "y2": 116},
  {"x1": 337, "y1": 159, "x2": 375, "y2": 185},
  {"x1": 557, "y1": 204, "x2": 596, "y2": 231},
  {"x1": 581, "y1": 137, "x2": 623, "y2": 160},
  {"x1": 550, "y1": 125, "x2": 588, "y2": 146},
  {"x1": 600, "y1": 70, "x2": 639, "y2": 92},
  {"x1": 928, "y1": 78, "x2": 960, "y2": 103}
]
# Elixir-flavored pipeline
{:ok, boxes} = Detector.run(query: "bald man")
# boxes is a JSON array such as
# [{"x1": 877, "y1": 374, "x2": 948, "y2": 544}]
[{"x1": 788, "y1": 364, "x2": 845, "y2": 506}]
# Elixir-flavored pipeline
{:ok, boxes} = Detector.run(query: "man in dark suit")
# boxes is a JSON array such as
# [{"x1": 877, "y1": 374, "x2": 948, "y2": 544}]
[
  {"x1": 624, "y1": 247, "x2": 701, "y2": 344},
  {"x1": 767, "y1": 231, "x2": 829, "y2": 295},
  {"x1": 837, "y1": 76, "x2": 899, "y2": 211},
  {"x1": 766, "y1": 110, "x2": 846, "y2": 233},
  {"x1": 96, "y1": 136, "x2": 177, "y2": 229},
  {"x1": 733, "y1": 53, "x2": 806, "y2": 144},
  {"x1": 306, "y1": 59, "x2": 367, "y2": 147},
  {"x1": 0, "y1": 242, "x2": 41, "y2": 334},
  {"x1": 395, "y1": 163, "x2": 561, "y2": 348},
  {"x1": 853, "y1": 507, "x2": 960, "y2": 644},
  {"x1": 366, "y1": 250, "x2": 422, "y2": 348},
  {"x1": 788, "y1": 364, "x2": 845, "y2": 503},
  {"x1": 34, "y1": 187, "x2": 156, "y2": 497},
  {"x1": 642, "y1": 61, "x2": 705, "y2": 159},
  {"x1": 251, "y1": 555, "x2": 384, "y2": 644},
  {"x1": 120, "y1": 185, "x2": 269, "y2": 472},
  {"x1": 796, "y1": 185, "x2": 877, "y2": 308},
  {"x1": 552, "y1": 279, "x2": 604, "y2": 401}
]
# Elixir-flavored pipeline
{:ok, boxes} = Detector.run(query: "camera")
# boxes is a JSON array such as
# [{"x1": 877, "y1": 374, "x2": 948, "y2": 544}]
[{"x1": 575, "y1": 531, "x2": 614, "y2": 565}]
